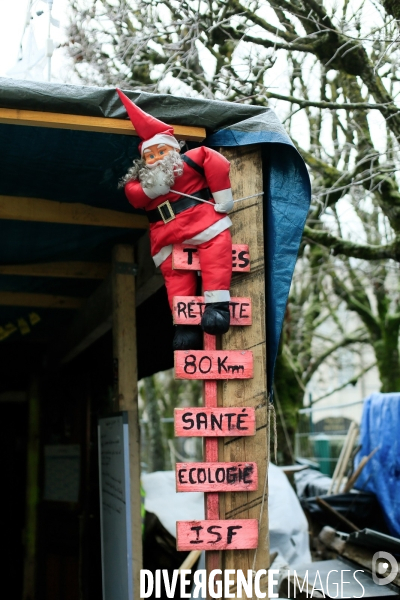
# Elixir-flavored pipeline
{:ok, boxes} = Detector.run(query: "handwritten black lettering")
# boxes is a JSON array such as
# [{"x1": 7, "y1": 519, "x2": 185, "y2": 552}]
[
  {"x1": 196, "y1": 412, "x2": 207, "y2": 429},
  {"x1": 243, "y1": 466, "x2": 253, "y2": 484},
  {"x1": 207, "y1": 468, "x2": 215, "y2": 484},
  {"x1": 227, "y1": 467, "x2": 237, "y2": 484},
  {"x1": 228, "y1": 364, "x2": 244, "y2": 374},
  {"x1": 184, "y1": 354, "x2": 197, "y2": 374},
  {"x1": 217, "y1": 357, "x2": 245, "y2": 374},
  {"x1": 232, "y1": 248, "x2": 237, "y2": 268},
  {"x1": 230, "y1": 302, "x2": 239, "y2": 318},
  {"x1": 211, "y1": 413, "x2": 223, "y2": 430},
  {"x1": 199, "y1": 356, "x2": 212, "y2": 374},
  {"x1": 182, "y1": 412, "x2": 194, "y2": 430},
  {"x1": 189, "y1": 468, "x2": 196, "y2": 484},
  {"x1": 238, "y1": 250, "x2": 250, "y2": 269},
  {"x1": 177, "y1": 302, "x2": 187, "y2": 318},
  {"x1": 178, "y1": 469, "x2": 187, "y2": 484},
  {"x1": 183, "y1": 248, "x2": 198, "y2": 265},
  {"x1": 218, "y1": 356, "x2": 228, "y2": 373},
  {"x1": 187, "y1": 302, "x2": 196, "y2": 319},
  {"x1": 227, "y1": 525, "x2": 242, "y2": 544},
  {"x1": 207, "y1": 525, "x2": 222, "y2": 544},
  {"x1": 215, "y1": 468, "x2": 225, "y2": 483},
  {"x1": 190, "y1": 525, "x2": 203, "y2": 544},
  {"x1": 239, "y1": 303, "x2": 250, "y2": 318},
  {"x1": 237, "y1": 413, "x2": 249, "y2": 430},
  {"x1": 226, "y1": 413, "x2": 236, "y2": 430},
  {"x1": 198, "y1": 468, "x2": 206, "y2": 483}
]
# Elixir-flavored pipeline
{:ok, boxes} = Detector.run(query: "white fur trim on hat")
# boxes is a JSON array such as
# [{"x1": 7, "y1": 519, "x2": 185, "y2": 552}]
[{"x1": 141, "y1": 134, "x2": 180, "y2": 154}]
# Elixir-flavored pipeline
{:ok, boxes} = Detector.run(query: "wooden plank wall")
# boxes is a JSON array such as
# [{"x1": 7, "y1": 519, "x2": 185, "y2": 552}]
[{"x1": 111, "y1": 245, "x2": 142, "y2": 599}]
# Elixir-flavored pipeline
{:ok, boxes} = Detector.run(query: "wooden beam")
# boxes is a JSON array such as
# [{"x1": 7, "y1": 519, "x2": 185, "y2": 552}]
[
  {"x1": 218, "y1": 146, "x2": 269, "y2": 593},
  {"x1": 0, "y1": 261, "x2": 110, "y2": 279},
  {"x1": 0, "y1": 195, "x2": 148, "y2": 229},
  {"x1": 0, "y1": 107, "x2": 206, "y2": 141},
  {"x1": 60, "y1": 276, "x2": 113, "y2": 364},
  {"x1": 0, "y1": 391, "x2": 27, "y2": 402},
  {"x1": 58, "y1": 234, "x2": 164, "y2": 364},
  {"x1": 135, "y1": 232, "x2": 164, "y2": 306},
  {"x1": 22, "y1": 379, "x2": 40, "y2": 600},
  {"x1": 0, "y1": 291, "x2": 84, "y2": 309},
  {"x1": 112, "y1": 245, "x2": 142, "y2": 598}
]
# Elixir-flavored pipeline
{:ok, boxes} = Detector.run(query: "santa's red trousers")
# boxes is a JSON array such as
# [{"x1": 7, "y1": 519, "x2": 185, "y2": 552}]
[{"x1": 160, "y1": 229, "x2": 232, "y2": 310}]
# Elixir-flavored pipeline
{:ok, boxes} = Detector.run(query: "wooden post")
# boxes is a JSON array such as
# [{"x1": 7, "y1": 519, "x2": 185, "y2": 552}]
[
  {"x1": 219, "y1": 146, "x2": 269, "y2": 597},
  {"x1": 112, "y1": 244, "x2": 142, "y2": 599},
  {"x1": 22, "y1": 378, "x2": 40, "y2": 600},
  {"x1": 203, "y1": 332, "x2": 221, "y2": 575}
]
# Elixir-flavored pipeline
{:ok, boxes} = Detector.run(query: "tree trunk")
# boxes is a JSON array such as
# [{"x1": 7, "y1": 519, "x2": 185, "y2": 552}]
[
  {"x1": 144, "y1": 376, "x2": 166, "y2": 472},
  {"x1": 274, "y1": 348, "x2": 305, "y2": 464},
  {"x1": 373, "y1": 327, "x2": 400, "y2": 392},
  {"x1": 383, "y1": 0, "x2": 400, "y2": 21}
]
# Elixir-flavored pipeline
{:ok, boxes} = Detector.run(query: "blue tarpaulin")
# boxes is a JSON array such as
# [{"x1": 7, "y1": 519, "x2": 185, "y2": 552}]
[
  {"x1": 208, "y1": 111, "x2": 311, "y2": 392},
  {"x1": 355, "y1": 393, "x2": 400, "y2": 536},
  {"x1": 0, "y1": 79, "x2": 311, "y2": 387}
]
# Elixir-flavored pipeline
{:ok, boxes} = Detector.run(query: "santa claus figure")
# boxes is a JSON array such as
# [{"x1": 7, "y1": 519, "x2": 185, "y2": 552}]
[{"x1": 117, "y1": 89, "x2": 234, "y2": 350}]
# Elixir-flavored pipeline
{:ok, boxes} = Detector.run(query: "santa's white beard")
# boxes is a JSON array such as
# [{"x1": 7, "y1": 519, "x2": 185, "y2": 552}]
[{"x1": 119, "y1": 150, "x2": 184, "y2": 188}]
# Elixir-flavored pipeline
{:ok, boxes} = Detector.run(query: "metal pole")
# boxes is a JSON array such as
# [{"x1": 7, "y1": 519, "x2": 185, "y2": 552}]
[{"x1": 46, "y1": 0, "x2": 53, "y2": 82}]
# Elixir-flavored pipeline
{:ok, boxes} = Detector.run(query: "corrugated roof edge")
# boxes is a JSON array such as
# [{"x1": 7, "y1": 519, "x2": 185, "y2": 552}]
[{"x1": 0, "y1": 78, "x2": 267, "y2": 132}]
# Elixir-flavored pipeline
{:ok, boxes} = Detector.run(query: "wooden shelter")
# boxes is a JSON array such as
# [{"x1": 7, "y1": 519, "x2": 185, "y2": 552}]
[{"x1": 0, "y1": 78, "x2": 310, "y2": 599}]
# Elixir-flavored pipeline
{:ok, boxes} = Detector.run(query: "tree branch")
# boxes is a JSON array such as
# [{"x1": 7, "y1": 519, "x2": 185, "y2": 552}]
[
  {"x1": 303, "y1": 226, "x2": 400, "y2": 262},
  {"x1": 304, "y1": 334, "x2": 369, "y2": 382},
  {"x1": 265, "y1": 90, "x2": 398, "y2": 112},
  {"x1": 310, "y1": 361, "x2": 377, "y2": 404}
]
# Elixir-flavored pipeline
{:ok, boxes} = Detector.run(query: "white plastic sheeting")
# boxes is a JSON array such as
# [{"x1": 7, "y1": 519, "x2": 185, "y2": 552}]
[{"x1": 142, "y1": 463, "x2": 310, "y2": 567}]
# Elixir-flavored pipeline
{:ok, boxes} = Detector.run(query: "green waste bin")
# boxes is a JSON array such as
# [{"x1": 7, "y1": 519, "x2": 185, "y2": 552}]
[{"x1": 314, "y1": 434, "x2": 331, "y2": 476}]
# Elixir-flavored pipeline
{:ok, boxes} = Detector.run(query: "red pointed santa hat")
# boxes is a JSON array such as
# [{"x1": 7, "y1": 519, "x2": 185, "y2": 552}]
[{"x1": 116, "y1": 89, "x2": 180, "y2": 155}]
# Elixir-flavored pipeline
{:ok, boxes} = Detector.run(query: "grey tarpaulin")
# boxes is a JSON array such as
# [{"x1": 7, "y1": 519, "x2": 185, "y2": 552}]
[
  {"x1": 0, "y1": 79, "x2": 311, "y2": 389},
  {"x1": 0, "y1": 78, "x2": 266, "y2": 130}
]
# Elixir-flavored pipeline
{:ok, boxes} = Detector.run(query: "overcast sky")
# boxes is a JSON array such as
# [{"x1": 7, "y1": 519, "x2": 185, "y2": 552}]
[{"x1": 0, "y1": 0, "x2": 73, "y2": 82}]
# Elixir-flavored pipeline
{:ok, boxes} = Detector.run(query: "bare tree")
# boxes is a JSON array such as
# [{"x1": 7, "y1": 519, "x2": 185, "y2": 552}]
[{"x1": 67, "y1": 0, "x2": 400, "y2": 461}]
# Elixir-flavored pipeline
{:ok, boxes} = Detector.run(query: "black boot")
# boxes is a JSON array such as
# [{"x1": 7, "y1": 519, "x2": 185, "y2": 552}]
[
  {"x1": 172, "y1": 325, "x2": 203, "y2": 351},
  {"x1": 201, "y1": 302, "x2": 230, "y2": 335}
]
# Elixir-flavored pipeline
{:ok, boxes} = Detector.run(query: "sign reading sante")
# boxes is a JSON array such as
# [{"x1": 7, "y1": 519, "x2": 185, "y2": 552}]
[{"x1": 174, "y1": 407, "x2": 256, "y2": 437}]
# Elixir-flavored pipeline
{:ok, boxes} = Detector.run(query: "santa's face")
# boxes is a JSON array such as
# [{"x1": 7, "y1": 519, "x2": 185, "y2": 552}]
[{"x1": 143, "y1": 143, "x2": 177, "y2": 165}]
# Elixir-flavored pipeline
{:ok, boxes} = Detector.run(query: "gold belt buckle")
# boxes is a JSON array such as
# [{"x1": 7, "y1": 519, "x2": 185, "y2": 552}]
[{"x1": 158, "y1": 200, "x2": 175, "y2": 224}]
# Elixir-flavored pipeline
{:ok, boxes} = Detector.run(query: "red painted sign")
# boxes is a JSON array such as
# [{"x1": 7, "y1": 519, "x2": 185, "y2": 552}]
[
  {"x1": 176, "y1": 519, "x2": 258, "y2": 551},
  {"x1": 176, "y1": 462, "x2": 258, "y2": 492},
  {"x1": 172, "y1": 244, "x2": 250, "y2": 272},
  {"x1": 173, "y1": 296, "x2": 252, "y2": 326},
  {"x1": 175, "y1": 350, "x2": 253, "y2": 380},
  {"x1": 174, "y1": 407, "x2": 256, "y2": 437}
]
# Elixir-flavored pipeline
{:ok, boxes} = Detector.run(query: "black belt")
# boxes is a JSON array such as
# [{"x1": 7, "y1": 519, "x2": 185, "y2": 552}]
[{"x1": 146, "y1": 188, "x2": 212, "y2": 224}]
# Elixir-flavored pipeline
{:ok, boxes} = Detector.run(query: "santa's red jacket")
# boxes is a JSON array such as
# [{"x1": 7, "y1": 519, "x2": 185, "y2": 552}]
[{"x1": 124, "y1": 146, "x2": 232, "y2": 266}]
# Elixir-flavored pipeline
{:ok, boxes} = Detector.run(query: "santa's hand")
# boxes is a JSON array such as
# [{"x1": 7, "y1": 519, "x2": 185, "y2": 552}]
[
  {"x1": 142, "y1": 170, "x2": 170, "y2": 199},
  {"x1": 212, "y1": 188, "x2": 234, "y2": 213}
]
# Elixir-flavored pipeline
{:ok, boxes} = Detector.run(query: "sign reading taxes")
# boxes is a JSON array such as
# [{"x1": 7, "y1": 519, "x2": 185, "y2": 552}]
[
  {"x1": 172, "y1": 244, "x2": 250, "y2": 272},
  {"x1": 175, "y1": 350, "x2": 253, "y2": 380}
]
